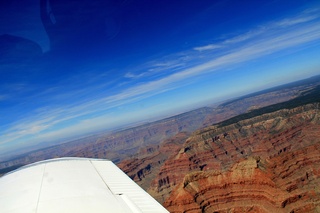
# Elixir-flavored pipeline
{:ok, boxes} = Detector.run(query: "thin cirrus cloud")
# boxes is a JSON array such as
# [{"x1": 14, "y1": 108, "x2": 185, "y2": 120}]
[
  {"x1": 193, "y1": 44, "x2": 221, "y2": 51},
  {"x1": 129, "y1": 9, "x2": 320, "y2": 82},
  {"x1": 1, "y1": 8, "x2": 320, "y2": 153},
  {"x1": 275, "y1": 15, "x2": 319, "y2": 27},
  {"x1": 194, "y1": 10, "x2": 320, "y2": 50},
  {"x1": 124, "y1": 56, "x2": 189, "y2": 79}
]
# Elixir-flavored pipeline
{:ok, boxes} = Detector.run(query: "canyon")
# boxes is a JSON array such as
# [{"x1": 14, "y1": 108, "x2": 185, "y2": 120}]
[
  {"x1": 159, "y1": 103, "x2": 320, "y2": 212},
  {"x1": 118, "y1": 102, "x2": 320, "y2": 212},
  {"x1": 118, "y1": 83, "x2": 320, "y2": 212}
]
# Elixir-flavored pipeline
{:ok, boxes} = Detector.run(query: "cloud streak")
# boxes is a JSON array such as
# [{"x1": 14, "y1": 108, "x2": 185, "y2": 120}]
[
  {"x1": 193, "y1": 44, "x2": 221, "y2": 51},
  {"x1": 195, "y1": 10, "x2": 320, "y2": 51}
]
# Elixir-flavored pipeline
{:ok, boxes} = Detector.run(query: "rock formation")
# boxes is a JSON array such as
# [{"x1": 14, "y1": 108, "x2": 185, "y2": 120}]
[
  {"x1": 151, "y1": 103, "x2": 320, "y2": 212},
  {"x1": 118, "y1": 132, "x2": 189, "y2": 191}
]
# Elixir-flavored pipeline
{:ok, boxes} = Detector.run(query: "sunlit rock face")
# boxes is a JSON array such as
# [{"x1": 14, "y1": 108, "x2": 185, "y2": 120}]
[{"x1": 147, "y1": 103, "x2": 320, "y2": 212}]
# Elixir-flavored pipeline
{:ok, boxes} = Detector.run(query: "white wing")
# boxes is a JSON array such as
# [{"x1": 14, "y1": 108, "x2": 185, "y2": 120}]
[{"x1": 0, "y1": 157, "x2": 169, "y2": 213}]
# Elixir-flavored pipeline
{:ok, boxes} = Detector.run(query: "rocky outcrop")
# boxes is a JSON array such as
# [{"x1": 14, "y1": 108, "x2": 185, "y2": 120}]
[
  {"x1": 164, "y1": 145, "x2": 320, "y2": 212},
  {"x1": 118, "y1": 132, "x2": 189, "y2": 194},
  {"x1": 152, "y1": 103, "x2": 320, "y2": 212}
]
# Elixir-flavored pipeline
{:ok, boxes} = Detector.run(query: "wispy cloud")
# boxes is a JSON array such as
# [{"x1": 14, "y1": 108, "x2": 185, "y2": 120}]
[
  {"x1": 195, "y1": 9, "x2": 320, "y2": 50},
  {"x1": 124, "y1": 56, "x2": 189, "y2": 79},
  {"x1": 275, "y1": 15, "x2": 319, "y2": 27},
  {"x1": 193, "y1": 44, "x2": 221, "y2": 51}
]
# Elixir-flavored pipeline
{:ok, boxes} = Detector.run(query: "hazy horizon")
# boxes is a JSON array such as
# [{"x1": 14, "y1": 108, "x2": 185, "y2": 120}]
[{"x1": 1, "y1": 73, "x2": 319, "y2": 160}]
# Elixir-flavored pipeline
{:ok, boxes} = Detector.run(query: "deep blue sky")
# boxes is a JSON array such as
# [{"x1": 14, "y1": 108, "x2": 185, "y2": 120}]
[{"x1": 1, "y1": 0, "x2": 320, "y2": 158}]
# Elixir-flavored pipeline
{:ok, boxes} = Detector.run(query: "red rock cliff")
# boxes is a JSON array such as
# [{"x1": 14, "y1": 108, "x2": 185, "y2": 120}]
[{"x1": 153, "y1": 103, "x2": 320, "y2": 212}]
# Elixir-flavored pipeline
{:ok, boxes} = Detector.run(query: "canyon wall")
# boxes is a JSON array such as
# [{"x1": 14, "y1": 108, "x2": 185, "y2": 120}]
[{"x1": 128, "y1": 103, "x2": 320, "y2": 212}]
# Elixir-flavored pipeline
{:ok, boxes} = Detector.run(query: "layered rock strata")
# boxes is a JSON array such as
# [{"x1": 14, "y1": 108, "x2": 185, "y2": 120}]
[
  {"x1": 118, "y1": 132, "x2": 189, "y2": 191},
  {"x1": 152, "y1": 103, "x2": 320, "y2": 212}
]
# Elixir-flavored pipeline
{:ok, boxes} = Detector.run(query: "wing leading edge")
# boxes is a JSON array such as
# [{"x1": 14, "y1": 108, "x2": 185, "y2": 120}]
[{"x1": 0, "y1": 157, "x2": 169, "y2": 213}]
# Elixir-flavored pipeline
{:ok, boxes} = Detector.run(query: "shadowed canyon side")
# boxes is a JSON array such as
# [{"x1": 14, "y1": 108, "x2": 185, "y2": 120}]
[
  {"x1": 150, "y1": 103, "x2": 320, "y2": 212},
  {"x1": 118, "y1": 132, "x2": 190, "y2": 192}
]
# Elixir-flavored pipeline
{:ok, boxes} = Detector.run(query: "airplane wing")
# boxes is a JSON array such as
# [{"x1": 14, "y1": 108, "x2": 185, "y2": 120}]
[{"x1": 0, "y1": 157, "x2": 169, "y2": 213}]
